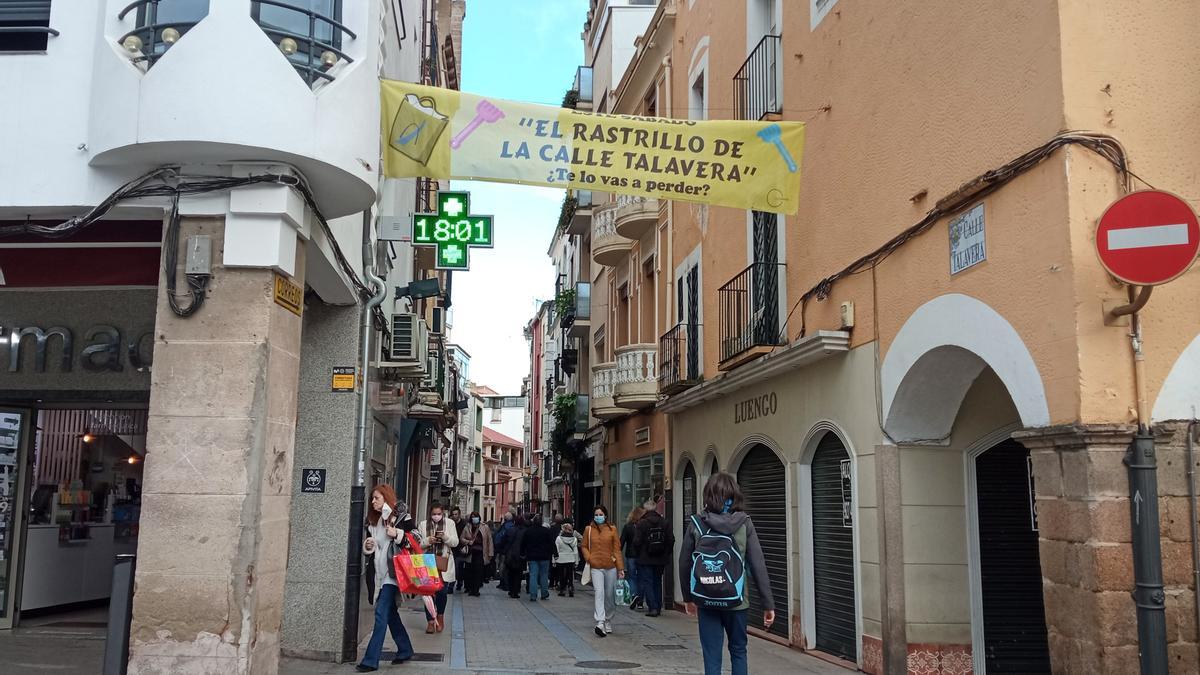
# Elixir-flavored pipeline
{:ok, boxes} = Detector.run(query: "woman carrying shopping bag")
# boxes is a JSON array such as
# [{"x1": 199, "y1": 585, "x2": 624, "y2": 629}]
[
  {"x1": 357, "y1": 485, "x2": 416, "y2": 672},
  {"x1": 581, "y1": 505, "x2": 624, "y2": 637},
  {"x1": 416, "y1": 501, "x2": 458, "y2": 634}
]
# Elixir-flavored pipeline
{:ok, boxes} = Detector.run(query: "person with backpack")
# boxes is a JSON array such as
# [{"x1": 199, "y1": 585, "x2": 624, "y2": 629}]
[
  {"x1": 634, "y1": 499, "x2": 674, "y2": 617},
  {"x1": 493, "y1": 511, "x2": 516, "y2": 591},
  {"x1": 553, "y1": 522, "x2": 579, "y2": 596},
  {"x1": 581, "y1": 505, "x2": 624, "y2": 637},
  {"x1": 620, "y1": 506, "x2": 645, "y2": 610},
  {"x1": 678, "y1": 472, "x2": 775, "y2": 675}
]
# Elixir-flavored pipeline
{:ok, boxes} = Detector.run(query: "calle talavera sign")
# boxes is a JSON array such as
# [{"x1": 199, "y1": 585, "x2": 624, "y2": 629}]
[{"x1": 1, "y1": 324, "x2": 154, "y2": 373}]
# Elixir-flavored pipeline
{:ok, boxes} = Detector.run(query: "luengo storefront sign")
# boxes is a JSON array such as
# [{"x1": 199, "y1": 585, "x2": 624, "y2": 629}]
[{"x1": 381, "y1": 81, "x2": 806, "y2": 214}]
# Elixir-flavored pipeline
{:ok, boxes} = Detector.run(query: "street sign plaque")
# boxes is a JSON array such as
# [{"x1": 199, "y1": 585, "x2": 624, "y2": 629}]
[
  {"x1": 1096, "y1": 190, "x2": 1199, "y2": 286},
  {"x1": 412, "y1": 191, "x2": 494, "y2": 271}
]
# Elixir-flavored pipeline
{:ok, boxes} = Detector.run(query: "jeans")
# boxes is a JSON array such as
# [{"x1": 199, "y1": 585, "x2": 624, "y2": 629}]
[
  {"x1": 638, "y1": 564, "x2": 664, "y2": 611},
  {"x1": 591, "y1": 567, "x2": 618, "y2": 624},
  {"x1": 527, "y1": 559, "x2": 551, "y2": 600},
  {"x1": 360, "y1": 583, "x2": 414, "y2": 668},
  {"x1": 697, "y1": 608, "x2": 748, "y2": 675},
  {"x1": 424, "y1": 586, "x2": 448, "y2": 621},
  {"x1": 625, "y1": 559, "x2": 639, "y2": 600}
]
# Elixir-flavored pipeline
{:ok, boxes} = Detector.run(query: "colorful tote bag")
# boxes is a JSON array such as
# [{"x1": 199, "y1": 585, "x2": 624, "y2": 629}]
[{"x1": 393, "y1": 533, "x2": 445, "y2": 596}]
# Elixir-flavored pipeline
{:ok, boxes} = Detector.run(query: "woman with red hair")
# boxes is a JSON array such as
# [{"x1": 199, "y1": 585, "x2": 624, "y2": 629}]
[{"x1": 357, "y1": 484, "x2": 416, "y2": 672}]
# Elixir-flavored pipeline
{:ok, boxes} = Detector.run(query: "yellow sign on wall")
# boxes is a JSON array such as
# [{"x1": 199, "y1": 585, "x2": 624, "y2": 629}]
[{"x1": 381, "y1": 81, "x2": 805, "y2": 214}]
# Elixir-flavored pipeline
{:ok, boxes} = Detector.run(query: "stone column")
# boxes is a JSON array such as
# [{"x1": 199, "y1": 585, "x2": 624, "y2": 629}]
[
  {"x1": 872, "y1": 443, "x2": 908, "y2": 675},
  {"x1": 1016, "y1": 423, "x2": 1200, "y2": 674},
  {"x1": 128, "y1": 216, "x2": 304, "y2": 674}
]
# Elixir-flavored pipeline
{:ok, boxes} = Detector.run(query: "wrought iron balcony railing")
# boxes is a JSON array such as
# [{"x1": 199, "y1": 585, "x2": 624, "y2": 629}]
[
  {"x1": 659, "y1": 322, "x2": 701, "y2": 394},
  {"x1": 733, "y1": 34, "x2": 781, "y2": 121},
  {"x1": 116, "y1": 0, "x2": 356, "y2": 87},
  {"x1": 718, "y1": 262, "x2": 785, "y2": 364}
]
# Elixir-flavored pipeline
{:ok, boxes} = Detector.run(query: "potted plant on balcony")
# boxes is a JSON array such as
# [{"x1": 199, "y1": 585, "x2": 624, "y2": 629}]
[{"x1": 556, "y1": 288, "x2": 577, "y2": 328}]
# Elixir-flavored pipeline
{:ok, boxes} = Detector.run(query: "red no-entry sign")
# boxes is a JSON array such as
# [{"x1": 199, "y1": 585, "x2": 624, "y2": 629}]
[{"x1": 1096, "y1": 190, "x2": 1200, "y2": 286}]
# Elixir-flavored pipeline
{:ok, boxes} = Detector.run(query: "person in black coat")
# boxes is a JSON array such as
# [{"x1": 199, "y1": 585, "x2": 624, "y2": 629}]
[
  {"x1": 634, "y1": 501, "x2": 674, "y2": 617},
  {"x1": 504, "y1": 515, "x2": 529, "y2": 599},
  {"x1": 520, "y1": 517, "x2": 558, "y2": 602}
]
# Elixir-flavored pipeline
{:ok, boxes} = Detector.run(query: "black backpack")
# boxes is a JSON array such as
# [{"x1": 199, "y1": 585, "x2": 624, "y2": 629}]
[
  {"x1": 688, "y1": 515, "x2": 747, "y2": 609},
  {"x1": 645, "y1": 522, "x2": 668, "y2": 556}
]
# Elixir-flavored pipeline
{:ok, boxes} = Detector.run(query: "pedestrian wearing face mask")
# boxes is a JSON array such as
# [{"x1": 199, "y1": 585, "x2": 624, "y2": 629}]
[
  {"x1": 581, "y1": 505, "x2": 624, "y2": 637},
  {"x1": 417, "y1": 502, "x2": 458, "y2": 634},
  {"x1": 357, "y1": 486, "x2": 415, "y2": 672},
  {"x1": 553, "y1": 522, "x2": 579, "y2": 596},
  {"x1": 458, "y1": 512, "x2": 493, "y2": 596},
  {"x1": 448, "y1": 507, "x2": 466, "y2": 593}
]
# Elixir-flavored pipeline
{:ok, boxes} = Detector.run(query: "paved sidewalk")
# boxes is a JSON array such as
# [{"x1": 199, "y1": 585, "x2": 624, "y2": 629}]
[
  {"x1": 0, "y1": 583, "x2": 847, "y2": 674},
  {"x1": 283, "y1": 582, "x2": 846, "y2": 675}
]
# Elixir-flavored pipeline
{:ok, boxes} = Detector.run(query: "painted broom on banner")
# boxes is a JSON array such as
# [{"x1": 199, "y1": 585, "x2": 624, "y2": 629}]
[{"x1": 381, "y1": 80, "x2": 805, "y2": 214}]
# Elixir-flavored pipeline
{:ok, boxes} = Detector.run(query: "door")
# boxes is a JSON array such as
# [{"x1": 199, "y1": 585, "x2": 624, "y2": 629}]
[
  {"x1": 682, "y1": 461, "x2": 697, "y2": 518},
  {"x1": 975, "y1": 439, "x2": 1051, "y2": 673},
  {"x1": 736, "y1": 444, "x2": 788, "y2": 639},
  {"x1": 811, "y1": 433, "x2": 857, "y2": 660},
  {"x1": 0, "y1": 409, "x2": 32, "y2": 630},
  {"x1": 751, "y1": 211, "x2": 779, "y2": 346}
]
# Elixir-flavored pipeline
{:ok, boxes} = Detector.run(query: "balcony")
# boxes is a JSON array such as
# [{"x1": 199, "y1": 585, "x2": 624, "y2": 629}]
[
  {"x1": 575, "y1": 66, "x2": 594, "y2": 110},
  {"x1": 568, "y1": 190, "x2": 594, "y2": 235},
  {"x1": 734, "y1": 35, "x2": 781, "y2": 121},
  {"x1": 591, "y1": 362, "x2": 624, "y2": 419},
  {"x1": 118, "y1": 1, "x2": 356, "y2": 87},
  {"x1": 659, "y1": 322, "x2": 702, "y2": 395},
  {"x1": 591, "y1": 204, "x2": 631, "y2": 267},
  {"x1": 614, "y1": 344, "x2": 658, "y2": 410},
  {"x1": 558, "y1": 282, "x2": 592, "y2": 339},
  {"x1": 614, "y1": 194, "x2": 659, "y2": 240},
  {"x1": 718, "y1": 262, "x2": 786, "y2": 370}
]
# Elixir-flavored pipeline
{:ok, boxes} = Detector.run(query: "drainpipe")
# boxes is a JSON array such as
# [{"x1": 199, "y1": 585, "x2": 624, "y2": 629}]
[
  {"x1": 342, "y1": 210, "x2": 387, "y2": 662},
  {"x1": 1116, "y1": 283, "x2": 1168, "y2": 674},
  {"x1": 1187, "y1": 420, "x2": 1200, "y2": 644}
]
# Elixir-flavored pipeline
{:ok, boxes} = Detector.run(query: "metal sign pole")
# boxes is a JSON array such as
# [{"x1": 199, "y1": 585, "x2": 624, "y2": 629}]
[{"x1": 1125, "y1": 430, "x2": 1168, "y2": 673}]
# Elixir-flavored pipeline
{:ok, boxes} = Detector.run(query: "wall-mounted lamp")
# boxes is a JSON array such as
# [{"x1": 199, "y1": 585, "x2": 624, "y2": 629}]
[
  {"x1": 162, "y1": 27, "x2": 181, "y2": 45},
  {"x1": 81, "y1": 433, "x2": 96, "y2": 444}
]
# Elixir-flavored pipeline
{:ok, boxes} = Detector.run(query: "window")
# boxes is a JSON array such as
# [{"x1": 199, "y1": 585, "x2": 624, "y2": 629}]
[
  {"x1": 251, "y1": 0, "x2": 345, "y2": 85},
  {"x1": 0, "y1": 0, "x2": 53, "y2": 52},
  {"x1": 475, "y1": 407, "x2": 483, "y2": 431},
  {"x1": 689, "y1": 72, "x2": 706, "y2": 121}
]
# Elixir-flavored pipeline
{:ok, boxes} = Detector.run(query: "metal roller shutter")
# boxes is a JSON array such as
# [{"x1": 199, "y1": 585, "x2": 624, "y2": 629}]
[
  {"x1": 975, "y1": 439, "x2": 1051, "y2": 673},
  {"x1": 0, "y1": 1, "x2": 51, "y2": 22},
  {"x1": 811, "y1": 433, "x2": 857, "y2": 661},
  {"x1": 736, "y1": 444, "x2": 788, "y2": 639}
]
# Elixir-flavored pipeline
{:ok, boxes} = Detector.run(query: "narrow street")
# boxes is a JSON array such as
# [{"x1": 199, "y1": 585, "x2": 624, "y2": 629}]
[{"x1": 0, "y1": 583, "x2": 844, "y2": 675}]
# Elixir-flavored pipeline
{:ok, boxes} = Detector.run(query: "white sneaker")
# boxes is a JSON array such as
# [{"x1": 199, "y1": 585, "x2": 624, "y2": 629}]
[{"x1": 604, "y1": 621, "x2": 612, "y2": 634}]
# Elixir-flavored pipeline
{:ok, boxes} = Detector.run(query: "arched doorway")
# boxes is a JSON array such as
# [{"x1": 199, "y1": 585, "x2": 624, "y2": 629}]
[
  {"x1": 810, "y1": 432, "x2": 856, "y2": 661},
  {"x1": 682, "y1": 460, "x2": 698, "y2": 518},
  {"x1": 973, "y1": 439, "x2": 1050, "y2": 673},
  {"x1": 736, "y1": 444, "x2": 788, "y2": 639}
]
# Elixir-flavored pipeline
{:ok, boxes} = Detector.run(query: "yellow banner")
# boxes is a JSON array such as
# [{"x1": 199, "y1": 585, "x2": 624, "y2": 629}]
[{"x1": 381, "y1": 80, "x2": 805, "y2": 214}]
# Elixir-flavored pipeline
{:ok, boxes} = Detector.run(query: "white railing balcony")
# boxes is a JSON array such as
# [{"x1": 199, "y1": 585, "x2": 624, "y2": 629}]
[
  {"x1": 591, "y1": 362, "x2": 623, "y2": 419},
  {"x1": 591, "y1": 204, "x2": 631, "y2": 267},
  {"x1": 613, "y1": 344, "x2": 657, "y2": 410},
  {"x1": 614, "y1": 194, "x2": 659, "y2": 241}
]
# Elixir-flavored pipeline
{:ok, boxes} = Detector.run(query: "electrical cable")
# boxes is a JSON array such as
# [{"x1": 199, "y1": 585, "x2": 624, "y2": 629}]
[
  {"x1": 785, "y1": 131, "x2": 1135, "y2": 339},
  {"x1": 0, "y1": 166, "x2": 389, "y2": 326},
  {"x1": 163, "y1": 193, "x2": 209, "y2": 317}
]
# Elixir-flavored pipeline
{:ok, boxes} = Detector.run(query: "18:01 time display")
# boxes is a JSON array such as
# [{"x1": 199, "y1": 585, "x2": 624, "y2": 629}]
[{"x1": 413, "y1": 217, "x2": 490, "y2": 245}]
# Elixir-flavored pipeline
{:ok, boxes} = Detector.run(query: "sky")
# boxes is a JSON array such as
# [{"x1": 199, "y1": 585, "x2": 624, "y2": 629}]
[{"x1": 448, "y1": 0, "x2": 588, "y2": 395}]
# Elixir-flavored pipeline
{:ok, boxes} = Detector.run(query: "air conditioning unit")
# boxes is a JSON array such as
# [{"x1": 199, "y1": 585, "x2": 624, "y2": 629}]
[
  {"x1": 442, "y1": 470, "x2": 454, "y2": 487},
  {"x1": 389, "y1": 313, "x2": 429, "y2": 364},
  {"x1": 430, "y1": 306, "x2": 445, "y2": 336},
  {"x1": 421, "y1": 351, "x2": 440, "y2": 390}
]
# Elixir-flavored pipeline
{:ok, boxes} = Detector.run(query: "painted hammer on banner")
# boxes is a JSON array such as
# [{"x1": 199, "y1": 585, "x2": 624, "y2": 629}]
[{"x1": 756, "y1": 123, "x2": 798, "y2": 173}]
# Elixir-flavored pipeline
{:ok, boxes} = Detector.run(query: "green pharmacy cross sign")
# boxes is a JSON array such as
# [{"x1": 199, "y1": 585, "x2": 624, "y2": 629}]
[{"x1": 412, "y1": 191, "x2": 494, "y2": 270}]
